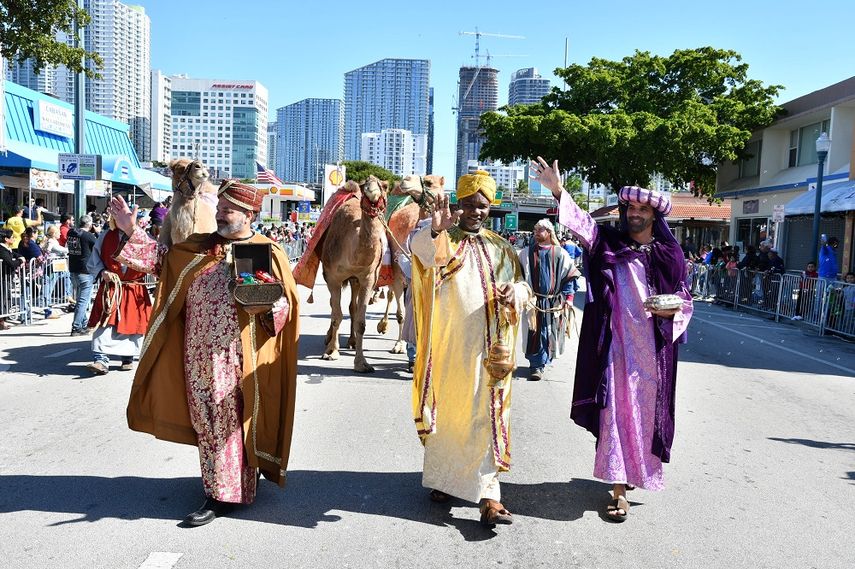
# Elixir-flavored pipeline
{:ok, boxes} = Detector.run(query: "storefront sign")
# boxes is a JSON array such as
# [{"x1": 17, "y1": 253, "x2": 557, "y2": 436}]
[
  {"x1": 34, "y1": 100, "x2": 74, "y2": 139},
  {"x1": 772, "y1": 204, "x2": 785, "y2": 223}
]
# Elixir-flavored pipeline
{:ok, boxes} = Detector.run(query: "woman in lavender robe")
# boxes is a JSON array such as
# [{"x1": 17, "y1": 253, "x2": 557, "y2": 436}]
[{"x1": 531, "y1": 157, "x2": 693, "y2": 523}]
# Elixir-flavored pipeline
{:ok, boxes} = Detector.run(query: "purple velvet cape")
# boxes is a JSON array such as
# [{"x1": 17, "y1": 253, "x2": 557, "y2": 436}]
[{"x1": 571, "y1": 211, "x2": 687, "y2": 463}]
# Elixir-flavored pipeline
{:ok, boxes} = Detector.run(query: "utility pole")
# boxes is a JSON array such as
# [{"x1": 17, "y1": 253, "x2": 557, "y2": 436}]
[{"x1": 73, "y1": 0, "x2": 87, "y2": 221}]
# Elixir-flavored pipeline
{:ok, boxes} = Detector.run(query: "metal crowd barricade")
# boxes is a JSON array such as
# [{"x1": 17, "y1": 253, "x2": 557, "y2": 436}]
[
  {"x1": 777, "y1": 274, "x2": 825, "y2": 327},
  {"x1": 32, "y1": 256, "x2": 75, "y2": 316},
  {"x1": 712, "y1": 268, "x2": 739, "y2": 306},
  {"x1": 0, "y1": 264, "x2": 26, "y2": 323},
  {"x1": 823, "y1": 281, "x2": 855, "y2": 338},
  {"x1": 734, "y1": 269, "x2": 783, "y2": 318}
]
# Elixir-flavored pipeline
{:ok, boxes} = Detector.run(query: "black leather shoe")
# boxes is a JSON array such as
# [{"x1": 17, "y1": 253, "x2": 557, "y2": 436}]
[{"x1": 184, "y1": 498, "x2": 235, "y2": 526}]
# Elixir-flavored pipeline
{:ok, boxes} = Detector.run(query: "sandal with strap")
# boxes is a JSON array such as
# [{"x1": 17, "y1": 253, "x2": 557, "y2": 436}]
[
  {"x1": 429, "y1": 489, "x2": 451, "y2": 503},
  {"x1": 606, "y1": 495, "x2": 629, "y2": 523},
  {"x1": 479, "y1": 499, "x2": 513, "y2": 526}
]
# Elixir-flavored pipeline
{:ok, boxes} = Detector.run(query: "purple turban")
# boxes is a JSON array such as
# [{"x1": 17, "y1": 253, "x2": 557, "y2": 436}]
[{"x1": 618, "y1": 186, "x2": 672, "y2": 216}]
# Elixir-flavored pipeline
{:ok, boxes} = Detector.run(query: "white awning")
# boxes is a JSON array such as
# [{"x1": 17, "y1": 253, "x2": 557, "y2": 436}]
[{"x1": 785, "y1": 179, "x2": 855, "y2": 215}]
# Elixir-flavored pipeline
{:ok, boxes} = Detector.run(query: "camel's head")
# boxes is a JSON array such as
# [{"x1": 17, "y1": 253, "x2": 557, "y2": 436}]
[
  {"x1": 170, "y1": 158, "x2": 210, "y2": 198},
  {"x1": 361, "y1": 175, "x2": 387, "y2": 204},
  {"x1": 400, "y1": 174, "x2": 445, "y2": 213}
]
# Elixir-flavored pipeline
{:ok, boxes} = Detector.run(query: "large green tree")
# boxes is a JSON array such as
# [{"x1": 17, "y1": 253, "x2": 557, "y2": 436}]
[
  {"x1": 480, "y1": 47, "x2": 783, "y2": 198},
  {"x1": 342, "y1": 161, "x2": 400, "y2": 184},
  {"x1": 1, "y1": 0, "x2": 101, "y2": 77}
]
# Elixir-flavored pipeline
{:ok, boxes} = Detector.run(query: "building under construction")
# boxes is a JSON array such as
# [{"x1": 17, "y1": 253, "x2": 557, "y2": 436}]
[{"x1": 455, "y1": 66, "x2": 499, "y2": 181}]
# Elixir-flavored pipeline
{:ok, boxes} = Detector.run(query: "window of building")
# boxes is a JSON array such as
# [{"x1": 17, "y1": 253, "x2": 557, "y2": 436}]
[
  {"x1": 790, "y1": 119, "x2": 831, "y2": 167},
  {"x1": 738, "y1": 140, "x2": 761, "y2": 178}
]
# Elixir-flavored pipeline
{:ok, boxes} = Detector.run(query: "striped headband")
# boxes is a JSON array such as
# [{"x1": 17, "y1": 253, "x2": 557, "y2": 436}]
[{"x1": 618, "y1": 185, "x2": 672, "y2": 216}]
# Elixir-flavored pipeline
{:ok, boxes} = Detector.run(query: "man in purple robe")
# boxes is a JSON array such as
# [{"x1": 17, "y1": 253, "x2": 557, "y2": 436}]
[{"x1": 530, "y1": 157, "x2": 693, "y2": 523}]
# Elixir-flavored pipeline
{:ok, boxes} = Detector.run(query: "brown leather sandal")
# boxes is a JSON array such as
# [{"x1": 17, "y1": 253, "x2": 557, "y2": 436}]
[
  {"x1": 479, "y1": 499, "x2": 513, "y2": 526},
  {"x1": 429, "y1": 489, "x2": 451, "y2": 503}
]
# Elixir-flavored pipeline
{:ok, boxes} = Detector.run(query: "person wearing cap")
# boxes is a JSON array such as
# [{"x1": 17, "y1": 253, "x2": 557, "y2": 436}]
[
  {"x1": 4, "y1": 204, "x2": 42, "y2": 249},
  {"x1": 518, "y1": 219, "x2": 580, "y2": 381},
  {"x1": 409, "y1": 170, "x2": 533, "y2": 527},
  {"x1": 107, "y1": 180, "x2": 300, "y2": 526},
  {"x1": 531, "y1": 157, "x2": 693, "y2": 523}
]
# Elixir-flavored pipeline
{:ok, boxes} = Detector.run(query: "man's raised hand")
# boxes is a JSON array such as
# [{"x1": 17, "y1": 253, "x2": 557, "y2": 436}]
[
  {"x1": 431, "y1": 190, "x2": 460, "y2": 233},
  {"x1": 529, "y1": 156, "x2": 563, "y2": 201},
  {"x1": 109, "y1": 195, "x2": 138, "y2": 237}
]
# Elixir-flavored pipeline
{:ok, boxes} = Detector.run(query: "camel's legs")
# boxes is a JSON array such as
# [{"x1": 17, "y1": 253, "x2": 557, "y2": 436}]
[
  {"x1": 353, "y1": 275, "x2": 376, "y2": 373},
  {"x1": 377, "y1": 289, "x2": 393, "y2": 335},
  {"x1": 323, "y1": 278, "x2": 344, "y2": 360},
  {"x1": 347, "y1": 278, "x2": 359, "y2": 350}
]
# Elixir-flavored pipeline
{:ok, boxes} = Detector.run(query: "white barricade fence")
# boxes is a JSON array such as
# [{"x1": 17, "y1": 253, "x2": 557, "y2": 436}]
[
  {"x1": 0, "y1": 261, "x2": 26, "y2": 322},
  {"x1": 823, "y1": 281, "x2": 855, "y2": 338}
]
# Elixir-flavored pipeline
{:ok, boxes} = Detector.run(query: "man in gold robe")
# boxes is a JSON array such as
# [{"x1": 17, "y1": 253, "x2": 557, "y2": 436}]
[
  {"x1": 410, "y1": 171, "x2": 532, "y2": 527},
  {"x1": 108, "y1": 181, "x2": 299, "y2": 527}
]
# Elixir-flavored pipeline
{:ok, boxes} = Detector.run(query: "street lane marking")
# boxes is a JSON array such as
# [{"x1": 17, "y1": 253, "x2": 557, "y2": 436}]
[
  {"x1": 692, "y1": 314, "x2": 855, "y2": 375},
  {"x1": 46, "y1": 348, "x2": 78, "y2": 359},
  {"x1": 138, "y1": 552, "x2": 182, "y2": 569}
]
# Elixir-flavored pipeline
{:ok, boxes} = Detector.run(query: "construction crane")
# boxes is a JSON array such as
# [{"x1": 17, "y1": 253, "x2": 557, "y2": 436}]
[
  {"x1": 459, "y1": 28, "x2": 525, "y2": 68},
  {"x1": 454, "y1": 28, "x2": 526, "y2": 113}
]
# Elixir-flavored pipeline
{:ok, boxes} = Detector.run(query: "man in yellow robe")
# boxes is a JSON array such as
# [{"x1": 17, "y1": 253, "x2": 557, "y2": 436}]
[
  {"x1": 411, "y1": 171, "x2": 532, "y2": 527},
  {"x1": 108, "y1": 181, "x2": 299, "y2": 527}
]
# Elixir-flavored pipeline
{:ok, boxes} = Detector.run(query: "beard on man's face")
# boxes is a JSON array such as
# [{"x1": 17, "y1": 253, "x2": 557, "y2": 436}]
[
  {"x1": 217, "y1": 219, "x2": 246, "y2": 236},
  {"x1": 627, "y1": 215, "x2": 653, "y2": 234}
]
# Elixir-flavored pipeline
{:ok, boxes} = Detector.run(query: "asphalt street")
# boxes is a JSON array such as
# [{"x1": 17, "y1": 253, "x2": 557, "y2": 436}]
[{"x1": 1, "y1": 281, "x2": 854, "y2": 568}]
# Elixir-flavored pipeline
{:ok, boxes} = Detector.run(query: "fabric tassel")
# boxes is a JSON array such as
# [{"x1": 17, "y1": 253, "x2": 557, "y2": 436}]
[{"x1": 307, "y1": 290, "x2": 314, "y2": 304}]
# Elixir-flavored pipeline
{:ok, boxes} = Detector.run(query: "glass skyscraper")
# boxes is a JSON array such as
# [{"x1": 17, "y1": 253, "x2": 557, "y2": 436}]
[
  {"x1": 276, "y1": 98, "x2": 343, "y2": 185},
  {"x1": 508, "y1": 68, "x2": 551, "y2": 107},
  {"x1": 344, "y1": 59, "x2": 431, "y2": 165}
]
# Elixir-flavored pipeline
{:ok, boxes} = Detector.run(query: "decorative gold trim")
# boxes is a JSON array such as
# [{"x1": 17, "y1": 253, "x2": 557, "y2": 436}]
[
  {"x1": 248, "y1": 316, "x2": 282, "y2": 466},
  {"x1": 139, "y1": 255, "x2": 206, "y2": 360}
]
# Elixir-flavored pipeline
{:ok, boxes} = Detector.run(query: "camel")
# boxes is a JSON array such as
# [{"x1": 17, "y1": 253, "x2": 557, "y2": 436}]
[
  {"x1": 375, "y1": 174, "x2": 444, "y2": 354},
  {"x1": 159, "y1": 158, "x2": 218, "y2": 247},
  {"x1": 320, "y1": 175, "x2": 389, "y2": 373}
]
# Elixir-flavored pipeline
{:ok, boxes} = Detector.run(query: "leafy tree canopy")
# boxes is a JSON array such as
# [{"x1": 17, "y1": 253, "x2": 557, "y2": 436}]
[
  {"x1": 0, "y1": 0, "x2": 102, "y2": 77},
  {"x1": 342, "y1": 161, "x2": 400, "y2": 184},
  {"x1": 480, "y1": 47, "x2": 783, "y2": 197}
]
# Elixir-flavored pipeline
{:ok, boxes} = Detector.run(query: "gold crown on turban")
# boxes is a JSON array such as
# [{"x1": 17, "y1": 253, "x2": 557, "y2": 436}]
[{"x1": 456, "y1": 170, "x2": 497, "y2": 203}]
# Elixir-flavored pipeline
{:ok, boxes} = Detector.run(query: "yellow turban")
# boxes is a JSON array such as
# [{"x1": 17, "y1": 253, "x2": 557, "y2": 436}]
[{"x1": 456, "y1": 170, "x2": 497, "y2": 202}]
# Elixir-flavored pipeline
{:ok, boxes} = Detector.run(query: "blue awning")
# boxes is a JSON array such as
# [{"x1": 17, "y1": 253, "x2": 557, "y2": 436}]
[
  {"x1": 785, "y1": 179, "x2": 855, "y2": 215},
  {"x1": 2, "y1": 139, "x2": 61, "y2": 170}
]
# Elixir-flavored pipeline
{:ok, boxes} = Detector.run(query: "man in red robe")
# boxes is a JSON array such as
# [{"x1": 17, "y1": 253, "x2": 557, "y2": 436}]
[{"x1": 85, "y1": 221, "x2": 153, "y2": 375}]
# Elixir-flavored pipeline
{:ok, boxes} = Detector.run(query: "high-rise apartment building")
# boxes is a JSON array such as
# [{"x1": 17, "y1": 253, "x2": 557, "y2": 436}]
[
  {"x1": 6, "y1": 3, "x2": 151, "y2": 157},
  {"x1": 427, "y1": 87, "x2": 435, "y2": 174},
  {"x1": 455, "y1": 66, "x2": 499, "y2": 181},
  {"x1": 508, "y1": 67, "x2": 550, "y2": 106},
  {"x1": 267, "y1": 122, "x2": 278, "y2": 173},
  {"x1": 466, "y1": 160, "x2": 524, "y2": 193},
  {"x1": 150, "y1": 70, "x2": 172, "y2": 163},
  {"x1": 276, "y1": 98, "x2": 343, "y2": 185},
  {"x1": 5, "y1": 59, "x2": 56, "y2": 95},
  {"x1": 344, "y1": 58, "x2": 431, "y2": 165},
  {"x1": 169, "y1": 76, "x2": 268, "y2": 179},
  {"x1": 361, "y1": 129, "x2": 427, "y2": 177},
  {"x1": 82, "y1": 0, "x2": 151, "y2": 160}
]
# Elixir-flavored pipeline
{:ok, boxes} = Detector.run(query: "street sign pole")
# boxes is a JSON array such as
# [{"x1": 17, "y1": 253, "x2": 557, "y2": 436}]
[{"x1": 73, "y1": 0, "x2": 86, "y2": 220}]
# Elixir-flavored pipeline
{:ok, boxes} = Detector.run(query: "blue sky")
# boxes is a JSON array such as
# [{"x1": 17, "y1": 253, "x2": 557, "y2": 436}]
[{"x1": 145, "y1": 0, "x2": 855, "y2": 185}]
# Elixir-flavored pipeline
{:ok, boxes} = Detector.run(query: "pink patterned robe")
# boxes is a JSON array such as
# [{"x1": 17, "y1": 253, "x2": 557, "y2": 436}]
[
  {"x1": 558, "y1": 193, "x2": 692, "y2": 490},
  {"x1": 120, "y1": 230, "x2": 291, "y2": 504}
]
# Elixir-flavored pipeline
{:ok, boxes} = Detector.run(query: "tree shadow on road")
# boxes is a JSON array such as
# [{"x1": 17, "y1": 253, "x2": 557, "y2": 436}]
[
  {"x1": 0, "y1": 472, "x2": 617, "y2": 537},
  {"x1": 767, "y1": 437, "x2": 855, "y2": 451}
]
